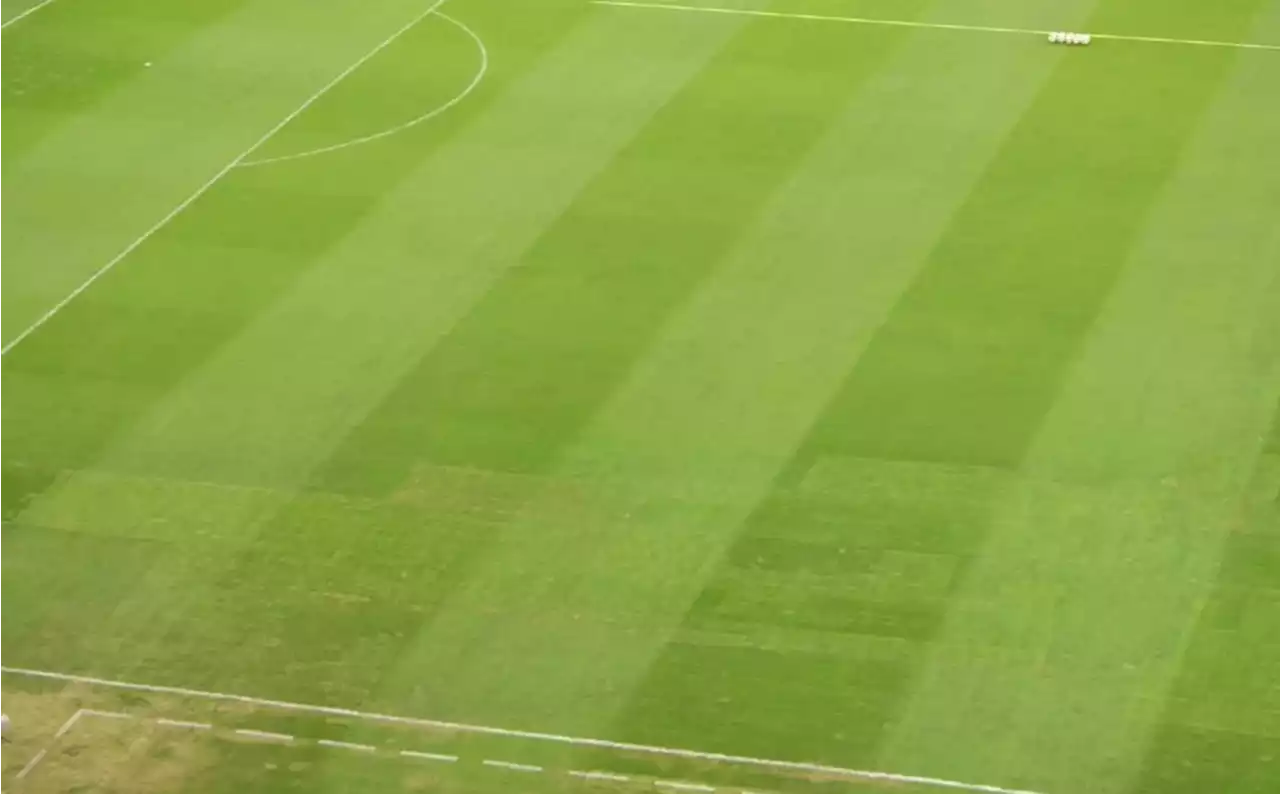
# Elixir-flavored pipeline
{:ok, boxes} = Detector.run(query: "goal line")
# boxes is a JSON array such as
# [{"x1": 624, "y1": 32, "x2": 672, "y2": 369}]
[{"x1": 2, "y1": 665, "x2": 1042, "y2": 794}]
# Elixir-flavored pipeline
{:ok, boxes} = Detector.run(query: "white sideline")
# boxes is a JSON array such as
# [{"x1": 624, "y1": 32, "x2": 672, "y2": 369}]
[
  {"x1": 0, "y1": 0, "x2": 57, "y2": 30},
  {"x1": 239, "y1": 10, "x2": 487, "y2": 167},
  {"x1": 0, "y1": 0, "x2": 449, "y2": 357},
  {"x1": 592, "y1": 0, "x2": 1280, "y2": 52},
  {"x1": 1, "y1": 666, "x2": 1044, "y2": 794}
]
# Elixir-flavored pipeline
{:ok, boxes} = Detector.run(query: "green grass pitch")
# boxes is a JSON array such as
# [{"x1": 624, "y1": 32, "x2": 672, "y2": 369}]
[{"x1": 2, "y1": 0, "x2": 1278, "y2": 792}]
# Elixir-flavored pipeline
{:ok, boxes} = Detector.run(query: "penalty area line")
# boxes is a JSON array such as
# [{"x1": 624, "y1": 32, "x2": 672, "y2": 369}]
[
  {"x1": 0, "y1": 0, "x2": 449, "y2": 358},
  {"x1": 0, "y1": 666, "x2": 1044, "y2": 794},
  {"x1": 15, "y1": 708, "x2": 83, "y2": 780},
  {"x1": 591, "y1": 0, "x2": 1280, "y2": 51}
]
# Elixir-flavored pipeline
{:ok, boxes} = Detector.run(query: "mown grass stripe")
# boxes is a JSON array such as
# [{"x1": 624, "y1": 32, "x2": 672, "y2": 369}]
[
  {"x1": 313, "y1": 11, "x2": 925, "y2": 492},
  {"x1": 621, "y1": 0, "x2": 1263, "y2": 776}
]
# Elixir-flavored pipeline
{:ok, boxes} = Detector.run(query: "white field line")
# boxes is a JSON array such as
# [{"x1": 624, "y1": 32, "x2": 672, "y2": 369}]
[
  {"x1": 591, "y1": 0, "x2": 1280, "y2": 52},
  {"x1": 15, "y1": 708, "x2": 82, "y2": 780},
  {"x1": 317, "y1": 738, "x2": 378, "y2": 753},
  {"x1": 240, "y1": 10, "x2": 487, "y2": 167},
  {"x1": 0, "y1": 0, "x2": 57, "y2": 30},
  {"x1": 1, "y1": 666, "x2": 1044, "y2": 794},
  {"x1": 570, "y1": 769, "x2": 632, "y2": 782},
  {"x1": 0, "y1": 0, "x2": 449, "y2": 358},
  {"x1": 79, "y1": 712, "x2": 131, "y2": 722},
  {"x1": 401, "y1": 749, "x2": 459, "y2": 762},
  {"x1": 656, "y1": 781, "x2": 716, "y2": 793},
  {"x1": 156, "y1": 717, "x2": 213, "y2": 730},
  {"x1": 483, "y1": 759, "x2": 544, "y2": 773},
  {"x1": 235, "y1": 728, "x2": 295, "y2": 743}
]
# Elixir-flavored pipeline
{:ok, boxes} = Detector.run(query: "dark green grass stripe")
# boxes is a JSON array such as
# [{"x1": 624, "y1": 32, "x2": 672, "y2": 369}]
[
  {"x1": 1133, "y1": 464, "x2": 1280, "y2": 793},
  {"x1": 314, "y1": 18, "x2": 917, "y2": 494},
  {"x1": 122, "y1": 17, "x2": 922, "y2": 714},
  {"x1": 791, "y1": 40, "x2": 1258, "y2": 472},
  {"x1": 1, "y1": 523, "x2": 163, "y2": 665},
  {"x1": 617, "y1": 12, "x2": 1262, "y2": 767},
  {"x1": 1267, "y1": 398, "x2": 1280, "y2": 454},
  {"x1": 1, "y1": 2, "x2": 590, "y2": 495},
  {"x1": 2, "y1": 0, "x2": 253, "y2": 164},
  {"x1": 1, "y1": 462, "x2": 59, "y2": 520}
]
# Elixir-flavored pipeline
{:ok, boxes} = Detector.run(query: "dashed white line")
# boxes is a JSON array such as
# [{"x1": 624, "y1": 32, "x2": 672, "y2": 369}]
[
  {"x1": 484, "y1": 759, "x2": 544, "y2": 773},
  {"x1": 235, "y1": 728, "x2": 295, "y2": 743},
  {"x1": 570, "y1": 770, "x2": 632, "y2": 782},
  {"x1": 1, "y1": 0, "x2": 58, "y2": 30},
  {"x1": 400, "y1": 749, "x2": 459, "y2": 763},
  {"x1": 401, "y1": 753, "x2": 463, "y2": 763},
  {"x1": 591, "y1": 0, "x2": 1280, "y2": 52},
  {"x1": 2, "y1": 666, "x2": 1045, "y2": 794},
  {"x1": 0, "y1": 0, "x2": 450, "y2": 357},
  {"x1": 16, "y1": 709, "x2": 82, "y2": 780},
  {"x1": 81, "y1": 709, "x2": 133, "y2": 721},
  {"x1": 156, "y1": 718, "x2": 212, "y2": 730},
  {"x1": 317, "y1": 738, "x2": 377, "y2": 753},
  {"x1": 15, "y1": 748, "x2": 50, "y2": 780},
  {"x1": 656, "y1": 781, "x2": 716, "y2": 793}
]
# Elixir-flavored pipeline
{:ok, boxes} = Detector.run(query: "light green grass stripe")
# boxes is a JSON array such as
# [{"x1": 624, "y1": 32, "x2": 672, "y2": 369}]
[
  {"x1": 5, "y1": 2, "x2": 720, "y2": 674},
  {"x1": 882, "y1": 15, "x2": 1280, "y2": 792},
  {"x1": 594, "y1": 0, "x2": 1280, "y2": 50},
  {"x1": 1, "y1": 0, "x2": 434, "y2": 343},
  {"x1": 0, "y1": 0, "x2": 56, "y2": 29},
  {"x1": 358, "y1": 0, "x2": 1082, "y2": 748},
  {"x1": 2, "y1": 0, "x2": 251, "y2": 161}
]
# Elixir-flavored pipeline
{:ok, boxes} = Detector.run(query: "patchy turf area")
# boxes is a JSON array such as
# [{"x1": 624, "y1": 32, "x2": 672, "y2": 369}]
[{"x1": 3, "y1": 1, "x2": 1279, "y2": 793}]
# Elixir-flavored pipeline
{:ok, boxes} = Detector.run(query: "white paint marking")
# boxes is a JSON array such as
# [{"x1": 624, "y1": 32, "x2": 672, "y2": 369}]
[
  {"x1": 156, "y1": 718, "x2": 213, "y2": 730},
  {"x1": 0, "y1": 0, "x2": 450, "y2": 357},
  {"x1": 484, "y1": 759, "x2": 544, "y2": 773},
  {"x1": 51, "y1": 706, "x2": 85, "y2": 737},
  {"x1": 16, "y1": 709, "x2": 82, "y2": 780},
  {"x1": 15, "y1": 748, "x2": 49, "y2": 780},
  {"x1": 235, "y1": 728, "x2": 295, "y2": 743},
  {"x1": 318, "y1": 738, "x2": 378, "y2": 753},
  {"x1": 569, "y1": 770, "x2": 632, "y2": 782},
  {"x1": 80, "y1": 709, "x2": 133, "y2": 721},
  {"x1": 0, "y1": 667, "x2": 1044, "y2": 794},
  {"x1": 240, "y1": 10, "x2": 488, "y2": 167},
  {"x1": 591, "y1": 0, "x2": 1280, "y2": 51},
  {"x1": 401, "y1": 749, "x2": 459, "y2": 763},
  {"x1": 1, "y1": 0, "x2": 57, "y2": 30},
  {"x1": 656, "y1": 781, "x2": 716, "y2": 793}
]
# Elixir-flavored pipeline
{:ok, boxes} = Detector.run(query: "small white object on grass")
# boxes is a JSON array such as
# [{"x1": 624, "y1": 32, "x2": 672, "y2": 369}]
[
  {"x1": 2, "y1": 713, "x2": 10, "y2": 735},
  {"x1": 145, "y1": 61, "x2": 152, "y2": 67},
  {"x1": 1050, "y1": 31, "x2": 1092, "y2": 46}
]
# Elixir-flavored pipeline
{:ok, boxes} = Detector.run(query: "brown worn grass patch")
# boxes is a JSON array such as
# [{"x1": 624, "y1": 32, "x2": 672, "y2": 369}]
[{"x1": 3, "y1": 707, "x2": 212, "y2": 794}]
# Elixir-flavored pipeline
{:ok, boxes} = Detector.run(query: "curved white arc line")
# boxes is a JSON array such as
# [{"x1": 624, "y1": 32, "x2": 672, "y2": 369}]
[
  {"x1": 0, "y1": 0, "x2": 449, "y2": 356},
  {"x1": 239, "y1": 11, "x2": 488, "y2": 168}
]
